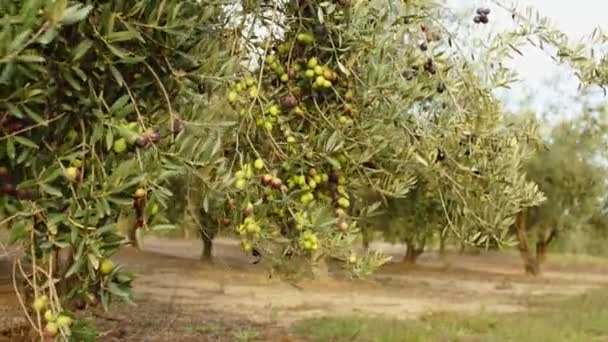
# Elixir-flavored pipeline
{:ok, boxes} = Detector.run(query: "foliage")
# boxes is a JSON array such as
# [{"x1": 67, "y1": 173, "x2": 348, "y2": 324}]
[
  {"x1": 220, "y1": 0, "x2": 542, "y2": 275},
  {"x1": 516, "y1": 104, "x2": 608, "y2": 251},
  {"x1": 0, "y1": 0, "x2": 234, "y2": 338},
  {"x1": 4, "y1": 0, "x2": 608, "y2": 338},
  {"x1": 344, "y1": 1, "x2": 548, "y2": 254}
]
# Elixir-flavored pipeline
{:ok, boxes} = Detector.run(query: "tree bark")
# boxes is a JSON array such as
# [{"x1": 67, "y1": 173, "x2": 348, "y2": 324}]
[
  {"x1": 403, "y1": 240, "x2": 424, "y2": 265},
  {"x1": 198, "y1": 210, "x2": 218, "y2": 263},
  {"x1": 438, "y1": 232, "x2": 446, "y2": 256},
  {"x1": 361, "y1": 229, "x2": 371, "y2": 250},
  {"x1": 200, "y1": 229, "x2": 214, "y2": 263},
  {"x1": 514, "y1": 211, "x2": 540, "y2": 276},
  {"x1": 458, "y1": 241, "x2": 466, "y2": 254},
  {"x1": 535, "y1": 229, "x2": 556, "y2": 264}
]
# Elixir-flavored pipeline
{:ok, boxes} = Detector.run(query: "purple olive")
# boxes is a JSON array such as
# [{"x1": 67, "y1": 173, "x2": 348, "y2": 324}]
[
  {"x1": 1, "y1": 182, "x2": 16, "y2": 195},
  {"x1": 281, "y1": 95, "x2": 298, "y2": 109},
  {"x1": 149, "y1": 130, "x2": 161, "y2": 143},
  {"x1": 135, "y1": 136, "x2": 148, "y2": 147},
  {"x1": 16, "y1": 189, "x2": 34, "y2": 200}
]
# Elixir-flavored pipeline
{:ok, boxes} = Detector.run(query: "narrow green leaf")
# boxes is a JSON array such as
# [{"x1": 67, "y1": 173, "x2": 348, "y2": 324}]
[
  {"x1": 13, "y1": 136, "x2": 38, "y2": 149},
  {"x1": 100, "y1": 291, "x2": 109, "y2": 312},
  {"x1": 110, "y1": 95, "x2": 129, "y2": 113},
  {"x1": 22, "y1": 106, "x2": 46, "y2": 125},
  {"x1": 106, "y1": 44, "x2": 128, "y2": 59},
  {"x1": 91, "y1": 124, "x2": 103, "y2": 145},
  {"x1": 72, "y1": 39, "x2": 93, "y2": 61},
  {"x1": 40, "y1": 183, "x2": 63, "y2": 197},
  {"x1": 107, "y1": 282, "x2": 129, "y2": 298},
  {"x1": 151, "y1": 224, "x2": 176, "y2": 231},
  {"x1": 9, "y1": 220, "x2": 28, "y2": 244},
  {"x1": 8, "y1": 29, "x2": 32, "y2": 52},
  {"x1": 107, "y1": 197, "x2": 132, "y2": 206},
  {"x1": 48, "y1": 213, "x2": 66, "y2": 226},
  {"x1": 64, "y1": 258, "x2": 84, "y2": 278},
  {"x1": 105, "y1": 130, "x2": 114, "y2": 151},
  {"x1": 6, "y1": 138, "x2": 16, "y2": 160},
  {"x1": 203, "y1": 195, "x2": 209, "y2": 213},
  {"x1": 107, "y1": 31, "x2": 142, "y2": 43},
  {"x1": 88, "y1": 253, "x2": 100, "y2": 270},
  {"x1": 16, "y1": 54, "x2": 45, "y2": 63},
  {"x1": 37, "y1": 26, "x2": 59, "y2": 45},
  {"x1": 60, "y1": 4, "x2": 93, "y2": 25},
  {"x1": 325, "y1": 156, "x2": 342, "y2": 170},
  {"x1": 109, "y1": 65, "x2": 124, "y2": 87}
]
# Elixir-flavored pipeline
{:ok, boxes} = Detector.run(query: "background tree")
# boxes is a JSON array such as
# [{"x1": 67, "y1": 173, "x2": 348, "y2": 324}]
[{"x1": 512, "y1": 106, "x2": 608, "y2": 274}]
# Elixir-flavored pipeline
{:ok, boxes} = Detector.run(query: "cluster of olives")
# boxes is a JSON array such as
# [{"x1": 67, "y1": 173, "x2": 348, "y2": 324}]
[
  {"x1": 238, "y1": 217, "x2": 261, "y2": 239},
  {"x1": 234, "y1": 159, "x2": 266, "y2": 190},
  {"x1": 227, "y1": 77, "x2": 258, "y2": 104},
  {"x1": 225, "y1": 22, "x2": 364, "y2": 256},
  {"x1": 237, "y1": 201, "x2": 263, "y2": 252},
  {"x1": 285, "y1": 167, "x2": 329, "y2": 205},
  {"x1": 474, "y1": 7, "x2": 491, "y2": 24},
  {"x1": 110, "y1": 122, "x2": 161, "y2": 155},
  {"x1": 298, "y1": 229, "x2": 319, "y2": 251},
  {"x1": 32, "y1": 295, "x2": 74, "y2": 338}
]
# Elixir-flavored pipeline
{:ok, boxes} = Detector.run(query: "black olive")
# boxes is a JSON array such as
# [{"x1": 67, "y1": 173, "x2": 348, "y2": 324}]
[
  {"x1": 424, "y1": 58, "x2": 436, "y2": 74},
  {"x1": 437, "y1": 83, "x2": 446, "y2": 93},
  {"x1": 436, "y1": 148, "x2": 446, "y2": 162}
]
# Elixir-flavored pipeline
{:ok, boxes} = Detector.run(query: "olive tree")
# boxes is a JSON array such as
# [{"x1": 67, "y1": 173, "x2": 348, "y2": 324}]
[
  {"x1": 1, "y1": 0, "x2": 238, "y2": 339},
  {"x1": 512, "y1": 108, "x2": 608, "y2": 274}
]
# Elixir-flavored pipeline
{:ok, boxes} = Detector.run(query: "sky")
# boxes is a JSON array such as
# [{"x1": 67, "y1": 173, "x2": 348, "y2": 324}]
[{"x1": 448, "y1": 0, "x2": 608, "y2": 119}]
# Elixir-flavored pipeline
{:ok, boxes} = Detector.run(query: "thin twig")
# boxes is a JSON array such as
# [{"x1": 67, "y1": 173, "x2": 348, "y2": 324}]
[{"x1": 12, "y1": 255, "x2": 41, "y2": 337}]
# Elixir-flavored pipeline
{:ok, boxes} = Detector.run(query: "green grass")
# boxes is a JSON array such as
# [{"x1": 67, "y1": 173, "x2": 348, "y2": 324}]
[{"x1": 292, "y1": 289, "x2": 608, "y2": 342}]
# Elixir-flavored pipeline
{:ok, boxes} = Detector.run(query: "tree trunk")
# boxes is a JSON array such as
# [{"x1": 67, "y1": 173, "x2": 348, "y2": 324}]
[
  {"x1": 403, "y1": 240, "x2": 424, "y2": 265},
  {"x1": 514, "y1": 211, "x2": 540, "y2": 276},
  {"x1": 535, "y1": 229, "x2": 556, "y2": 265},
  {"x1": 198, "y1": 211, "x2": 218, "y2": 263},
  {"x1": 458, "y1": 241, "x2": 466, "y2": 254},
  {"x1": 201, "y1": 231, "x2": 213, "y2": 263},
  {"x1": 439, "y1": 232, "x2": 446, "y2": 256},
  {"x1": 361, "y1": 229, "x2": 371, "y2": 250}
]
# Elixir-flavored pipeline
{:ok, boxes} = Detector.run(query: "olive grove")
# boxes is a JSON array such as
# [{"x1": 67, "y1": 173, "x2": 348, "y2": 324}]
[{"x1": 3, "y1": 0, "x2": 608, "y2": 340}]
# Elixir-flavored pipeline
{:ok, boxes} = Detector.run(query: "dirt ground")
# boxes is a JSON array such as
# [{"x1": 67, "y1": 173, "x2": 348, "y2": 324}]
[
  {"x1": 3, "y1": 237, "x2": 608, "y2": 341},
  {"x1": 90, "y1": 237, "x2": 608, "y2": 341}
]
